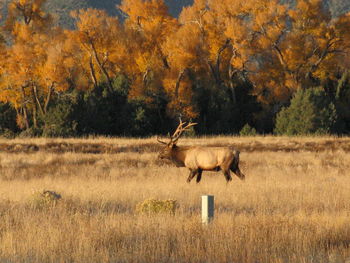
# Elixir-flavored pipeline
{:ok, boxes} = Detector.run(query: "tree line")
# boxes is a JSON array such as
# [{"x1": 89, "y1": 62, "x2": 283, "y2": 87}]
[{"x1": 1, "y1": 0, "x2": 350, "y2": 137}]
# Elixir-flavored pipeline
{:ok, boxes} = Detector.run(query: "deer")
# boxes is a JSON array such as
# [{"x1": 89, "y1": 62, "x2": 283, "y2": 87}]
[{"x1": 157, "y1": 120, "x2": 245, "y2": 183}]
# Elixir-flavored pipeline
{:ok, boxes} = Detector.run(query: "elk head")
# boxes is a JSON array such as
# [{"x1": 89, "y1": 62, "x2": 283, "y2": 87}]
[{"x1": 157, "y1": 120, "x2": 197, "y2": 160}]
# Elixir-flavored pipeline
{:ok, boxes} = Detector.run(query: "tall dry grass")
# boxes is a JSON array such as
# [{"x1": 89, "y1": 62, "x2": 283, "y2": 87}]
[{"x1": 0, "y1": 137, "x2": 349, "y2": 263}]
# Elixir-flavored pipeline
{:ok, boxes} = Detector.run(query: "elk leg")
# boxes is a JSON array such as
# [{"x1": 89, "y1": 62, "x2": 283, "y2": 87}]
[
  {"x1": 187, "y1": 169, "x2": 198, "y2": 183},
  {"x1": 196, "y1": 169, "x2": 203, "y2": 183},
  {"x1": 233, "y1": 168, "x2": 245, "y2": 180},
  {"x1": 223, "y1": 169, "x2": 232, "y2": 182},
  {"x1": 230, "y1": 150, "x2": 245, "y2": 180},
  {"x1": 230, "y1": 166, "x2": 245, "y2": 180}
]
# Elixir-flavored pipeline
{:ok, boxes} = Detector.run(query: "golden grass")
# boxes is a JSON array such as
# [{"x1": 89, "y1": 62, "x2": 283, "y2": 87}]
[
  {"x1": 0, "y1": 136, "x2": 350, "y2": 263},
  {"x1": 1, "y1": 135, "x2": 350, "y2": 153}
]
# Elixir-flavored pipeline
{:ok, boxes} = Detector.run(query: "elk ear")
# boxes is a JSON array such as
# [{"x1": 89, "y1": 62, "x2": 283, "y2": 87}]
[{"x1": 168, "y1": 141, "x2": 176, "y2": 148}]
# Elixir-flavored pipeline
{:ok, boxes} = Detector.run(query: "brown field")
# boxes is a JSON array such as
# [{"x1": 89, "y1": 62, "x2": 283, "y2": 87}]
[{"x1": 0, "y1": 136, "x2": 350, "y2": 263}]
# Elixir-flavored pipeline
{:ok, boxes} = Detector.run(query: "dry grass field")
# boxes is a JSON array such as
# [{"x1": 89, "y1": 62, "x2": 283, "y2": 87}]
[{"x1": 0, "y1": 136, "x2": 350, "y2": 263}]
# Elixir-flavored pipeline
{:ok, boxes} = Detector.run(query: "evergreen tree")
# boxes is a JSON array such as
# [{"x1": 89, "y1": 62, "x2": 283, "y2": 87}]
[{"x1": 275, "y1": 88, "x2": 337, "y2": 135}]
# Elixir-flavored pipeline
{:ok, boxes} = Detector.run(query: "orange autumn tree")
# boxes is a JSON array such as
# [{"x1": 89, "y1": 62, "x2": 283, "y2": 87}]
[
  {"x1": 162, "y1": 0, "x2": 210, "y2": 119},
  {"x1": 0, "y1": 0, "x2": 79, "y2": 130},
  {"x1": 70, "y1": 9, "x2": 126, "y2": 92},
  {"x1": 163, "y1": 0, "x2": 255, "y2": 119},
  {"x1": 5, "y1": 0, "x2": 52, "y2": 30},
  {"x1": 57, "y1": 32, "x2": 95, "y2": 92},
  {"x1": 205, "y1": 0, "x2": 272, "y2": 104},
  {"x1": 0, "y1": 0, "x2": 55, "y2": 129},
  {"x1": 35, "y1": 30, "x2": 80, "y2": 112},
  {"x1": 192, "y1": 0, "x2": 350, "y2": 108},
  {"x1": 0, "y1": 28, "x2": 6, "y2": 76},
  {"x1": 248, "y1": 0, "x2": 350, "y2": 104},
  {"x1": 163, "y1": 0, "x2": 350, "y2": 129},
  {"x1": 162, "y1": 24, "x2": 203, "y2": 119},
  {"x1": 183, "y1": 0, "x2": 290, "y2": 106},
  {"x1": 1, "y1": 0, "x2": 350, "y2": 135},
  {"x1": 119, "y1": 0, "x2": 177, "y2": 103},
  {"x1": 288, "y1": 0, "x2": 350, "y2": 89},
  {"x1": 238, "y1": 0, "x2": 291, "y2": 104}
]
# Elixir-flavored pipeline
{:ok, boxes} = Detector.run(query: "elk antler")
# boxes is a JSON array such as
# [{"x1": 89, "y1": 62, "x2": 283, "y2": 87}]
[
  {"x1": 156, "y1": 119, "x2": 197, "y2": 145},
  {"x1": 157, "y1": 136, "x2": 167, "y2": 145},
  {"x1": 171, "y1": 119, "x2": 197, "y2": 143}
]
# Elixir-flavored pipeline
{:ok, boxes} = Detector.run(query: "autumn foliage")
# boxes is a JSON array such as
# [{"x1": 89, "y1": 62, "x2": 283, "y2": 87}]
[{"x1": 1, "y1": 0, "x2": 350, "y2": 136}]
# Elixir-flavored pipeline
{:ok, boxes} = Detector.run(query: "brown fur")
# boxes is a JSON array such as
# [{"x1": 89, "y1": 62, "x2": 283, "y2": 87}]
[{"x1": 158, "y1": 144, "x2": 245, "y2": 183}]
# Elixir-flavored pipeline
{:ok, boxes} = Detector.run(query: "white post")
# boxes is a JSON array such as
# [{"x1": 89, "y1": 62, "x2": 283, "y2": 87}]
[{"x1": 202, "y1": 195, "x2": 214, "y2": 224}]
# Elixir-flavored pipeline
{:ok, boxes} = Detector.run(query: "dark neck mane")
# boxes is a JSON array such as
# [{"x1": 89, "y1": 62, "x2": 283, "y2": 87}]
[{"x1": 170, "y1": 145, "x2": 190, "y2": 167}]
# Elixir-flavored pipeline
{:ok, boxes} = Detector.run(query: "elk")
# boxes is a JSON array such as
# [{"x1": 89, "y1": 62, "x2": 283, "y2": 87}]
[{"x1": 157, "y1": 120, "x2": 245, "y2": 183}]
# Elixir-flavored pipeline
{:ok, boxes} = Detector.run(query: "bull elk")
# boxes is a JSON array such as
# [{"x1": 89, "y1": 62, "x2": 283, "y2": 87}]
[{"x1": 157, "y1": 120, "x2": 245, "y2": 183}]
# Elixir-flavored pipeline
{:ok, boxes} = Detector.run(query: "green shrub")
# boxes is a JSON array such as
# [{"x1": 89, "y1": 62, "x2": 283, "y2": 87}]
[
  {"x1": 0, "y1": 128, "x2": 15, "y2": 139},
  {"x1": 75, "y1": 76, "x2": 169, "y2": 137},
  {"x1": 275, "y1": 88, "x2": 337, "y2": 135},
  {"x1": 0, "y1": 102, "x2": 18, "y2": 135},
  {"x1": 42, "y1": 97, "x2": 78, "y2": 137},
  {"x1": 136, "y1": 198, "x2": 178, "y2": 215},
  {"x1": 18, "y1": 127, "x2": 42, "y2": 138},
  {"x1": 240, "y1": 123, "x2": 257, "y2": 136}
]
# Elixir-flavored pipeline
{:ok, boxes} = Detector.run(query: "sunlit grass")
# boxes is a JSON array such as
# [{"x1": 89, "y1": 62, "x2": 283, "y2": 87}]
[{"x1": 0, "y1": 137, "x2": 349, "y2": 262}]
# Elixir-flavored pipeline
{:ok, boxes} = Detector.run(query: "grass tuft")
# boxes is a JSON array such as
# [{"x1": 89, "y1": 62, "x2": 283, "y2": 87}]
[
  {"x1": 136, "y1": 198, "x2": 178, "y2": 215},
  {"x1": 29, "y1": 190, "x2": 62, "y2": 209}
]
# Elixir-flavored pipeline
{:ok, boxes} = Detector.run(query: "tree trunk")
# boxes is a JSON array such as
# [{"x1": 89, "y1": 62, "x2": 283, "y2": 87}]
[
  {"x1": 33, "y1": 85, "x2": 45, "y2": 116},
  {"x1": 143, "y1": 68, "x2": 151, "y2": 88},
  {"x1": 336, "y1": 71, "x2": 349, "y2": 99},
  {"x1": 90, "y1": 41, "x2": 113, "y2": 92},
  {"x1": 30, "y1": 87, "x2": 38, "y2": 128},
  {"x1": 89, "y1": 56, "x2": 98, "y2": 89},
  {"x1": 208, "y1": 38, "x2": 231, "y2": 90},
  {"x1": 21, "y1": 86, "x2": 30, "y2": 130},
  {"x1": 175, "y1": 69, "x2": 187, "y2": 98},
  {"x1": 227, "y1": 50, "x2": 239, "y2": 105},
  {"x1": 228, "y1": 81, "x2": 237, "y2": 105},
  {"x1": 157, "y1": 45, "x2": 170, "y2": 70},
  {"x1": 44, "y1": 84, "x2": 54, "y2": 114},
  {"x1": 22, "y1": 107, "x2": 30, "y2": 130}
]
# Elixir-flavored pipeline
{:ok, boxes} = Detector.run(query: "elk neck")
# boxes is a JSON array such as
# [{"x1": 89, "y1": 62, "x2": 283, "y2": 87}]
[{"x1": 170, "y1": 145, "x2": 190, "y2": 167}]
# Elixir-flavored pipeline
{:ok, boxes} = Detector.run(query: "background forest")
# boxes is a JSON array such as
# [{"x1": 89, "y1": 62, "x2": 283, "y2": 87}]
[{"x1": 1, "y1": 0, "x2": 350, "y2": 137}]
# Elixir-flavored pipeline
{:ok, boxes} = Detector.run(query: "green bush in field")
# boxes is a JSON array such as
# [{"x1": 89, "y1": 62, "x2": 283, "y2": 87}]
[
  {"x1": 136, "y1": 199, "x2": 178, "y2": 215},
  {"x1": 275, "y1": 88, "x2": 337, "y2": 135},
  {"x1": 29, "y1": 190, "x2": 62, "y2": 209},
  {"x1": 183, "y1": 125, "x2": 196, "y2": 137},
  {"x1": 240, "y1": 123, "x2": 257, "y2": 136}
]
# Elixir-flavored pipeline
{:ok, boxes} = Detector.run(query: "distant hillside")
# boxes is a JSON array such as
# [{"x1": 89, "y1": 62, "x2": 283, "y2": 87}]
[
  {"x1": 0, "y1": 0, "x2": 193, "y2": 28},
  {"x1": 329, "y1": 0, "x2": 350, "y2": 16},
  {"x1": 0, "y1": 0, "x2": 349, "y2": 29},
  {"x1": 282, "y1": 0, "x2": 350, "y2": 16},
  {"x1": 46, "y1": 0, "x2": 193, "y2": 27}
]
